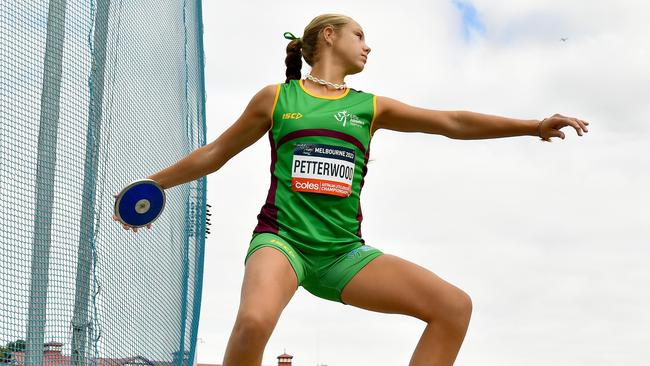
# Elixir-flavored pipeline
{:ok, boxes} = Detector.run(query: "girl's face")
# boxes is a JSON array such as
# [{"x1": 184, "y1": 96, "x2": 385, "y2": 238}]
[{"x1": 331, "y1": 21, "x2": 371, "y2": 75}]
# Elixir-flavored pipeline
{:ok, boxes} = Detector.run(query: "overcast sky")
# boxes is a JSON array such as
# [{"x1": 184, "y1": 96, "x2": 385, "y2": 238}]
[{"x1": 196, "y1": 1, "x2": 649, "y2": 365}]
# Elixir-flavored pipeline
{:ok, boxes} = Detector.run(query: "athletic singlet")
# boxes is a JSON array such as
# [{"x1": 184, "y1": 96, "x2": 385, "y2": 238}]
[{"x1": 253, "y1": 78, "x2": 377, "y2": 255}]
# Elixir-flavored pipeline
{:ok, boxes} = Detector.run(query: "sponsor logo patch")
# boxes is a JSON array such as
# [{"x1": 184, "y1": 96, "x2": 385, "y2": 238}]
[
  {"x1": 282, "y1": 112, "x2": 303, "y2": 120},
  {"x1": 346, "y1": 245, "x2": 373, "y2": 259},
  {"x1": 334, "y1": 110, "x2": 365, "y2": 127}
]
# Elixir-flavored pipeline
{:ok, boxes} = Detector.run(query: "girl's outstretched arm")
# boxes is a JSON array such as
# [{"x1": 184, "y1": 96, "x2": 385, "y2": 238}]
[{"x1": 372, "y1": 96, "x2": 589, "y2": 140}]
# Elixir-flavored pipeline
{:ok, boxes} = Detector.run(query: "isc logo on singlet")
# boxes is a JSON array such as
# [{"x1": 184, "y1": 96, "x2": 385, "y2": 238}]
[{"x1": 282, "y1": 112, "x2": 303, "y2": 120}]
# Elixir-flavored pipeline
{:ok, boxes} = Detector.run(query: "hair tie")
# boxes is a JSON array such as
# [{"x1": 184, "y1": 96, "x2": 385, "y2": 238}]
[{"x1": 283, "y1": 31, "x2": 301, "y2": 42}]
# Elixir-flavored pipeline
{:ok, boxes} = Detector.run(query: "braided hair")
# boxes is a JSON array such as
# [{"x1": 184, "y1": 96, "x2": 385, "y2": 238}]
[
  {"x1": 283, "y1": 14, "x2": 353, "y2": 83},
  {"x1": 284, "y1": 36, "x2": 302, "y2": 83}
]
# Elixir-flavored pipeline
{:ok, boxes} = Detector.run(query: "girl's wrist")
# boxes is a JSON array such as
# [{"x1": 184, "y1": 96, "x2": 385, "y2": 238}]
[{"x1": 538, "y1": 118, "x2": 551, "y2": 142}]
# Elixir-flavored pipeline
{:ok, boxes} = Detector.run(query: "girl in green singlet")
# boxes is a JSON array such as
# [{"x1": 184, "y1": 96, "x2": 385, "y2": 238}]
[{"x1": 116, "y1": 13, "x2": 589, "y2": 366}]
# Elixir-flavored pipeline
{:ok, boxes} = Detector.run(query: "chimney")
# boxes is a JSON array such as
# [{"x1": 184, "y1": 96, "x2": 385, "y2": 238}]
[
  {"x1": 44, "y1": 341, "x2": 63, "y2": 355},
  {"x1": 277, "y1": 351, "x2": 293, "y2": 366}
]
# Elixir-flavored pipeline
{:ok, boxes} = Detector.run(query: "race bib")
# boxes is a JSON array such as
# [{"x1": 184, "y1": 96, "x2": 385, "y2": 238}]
[{"x1": 291, "y1": 143, "x2": 356, "y2": 197}]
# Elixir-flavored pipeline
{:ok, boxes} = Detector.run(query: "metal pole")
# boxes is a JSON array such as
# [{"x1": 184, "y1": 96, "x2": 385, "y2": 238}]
[
  {"x1": 70, "y1": 0, "x2": 111, "y2": 364},
  {"x1": 26, "y1": 0, "x2": 68, "y2": 364}
]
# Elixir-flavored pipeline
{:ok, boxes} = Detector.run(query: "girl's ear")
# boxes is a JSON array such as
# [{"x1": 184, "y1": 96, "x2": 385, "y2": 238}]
[{"x1": 322, "y1": 25, "x2": 335, "y2": 46}]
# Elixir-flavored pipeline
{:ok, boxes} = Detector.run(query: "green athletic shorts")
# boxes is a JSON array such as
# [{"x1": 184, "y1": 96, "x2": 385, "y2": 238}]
[{"x1": 244, "y1": 232, "x2": 384, "y2": 304}]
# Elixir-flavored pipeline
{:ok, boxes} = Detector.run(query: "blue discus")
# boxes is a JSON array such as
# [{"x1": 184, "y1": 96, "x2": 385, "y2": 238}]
[{"x1": 114, "y1": 178, "x2": 166, "y2": 228}]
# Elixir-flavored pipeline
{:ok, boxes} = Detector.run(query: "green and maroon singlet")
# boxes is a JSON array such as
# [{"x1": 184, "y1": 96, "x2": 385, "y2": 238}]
[{"x1": 253, "y1": 78, "x2": 377, "y2": 255}]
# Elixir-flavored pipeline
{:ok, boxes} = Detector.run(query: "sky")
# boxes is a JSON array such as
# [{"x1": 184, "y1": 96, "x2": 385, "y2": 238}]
[{"x1": 196, "y1": 1, "x2": 650, "y2": 365}]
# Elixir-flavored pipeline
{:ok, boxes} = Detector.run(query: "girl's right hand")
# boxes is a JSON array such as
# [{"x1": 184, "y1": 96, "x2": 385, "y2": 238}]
[{"x1": 113, "y1": 194, "x2": 152, "y2": 233}]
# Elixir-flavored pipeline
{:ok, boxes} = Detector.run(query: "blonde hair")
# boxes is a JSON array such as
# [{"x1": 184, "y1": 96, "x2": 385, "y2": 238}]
[{"x1": 284, "y1": 14, "x2": 354, "y2": 83}]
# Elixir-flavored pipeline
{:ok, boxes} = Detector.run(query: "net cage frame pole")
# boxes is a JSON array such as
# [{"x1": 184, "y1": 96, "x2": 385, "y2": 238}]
[
  {"x1": 26, "y1": 0, "x2": 68, "y2": 364},
  {"x1": 179, "y1": 0, "x2": 210, "y2": 364},
  {"x1": 69, "y1": 0, "x2": 111, "y2": 364}
]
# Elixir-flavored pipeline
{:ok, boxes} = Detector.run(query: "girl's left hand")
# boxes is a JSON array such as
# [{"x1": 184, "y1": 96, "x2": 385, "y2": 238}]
[{"x1": 539, "y1": 113, "x2": 590, "y2": 141}]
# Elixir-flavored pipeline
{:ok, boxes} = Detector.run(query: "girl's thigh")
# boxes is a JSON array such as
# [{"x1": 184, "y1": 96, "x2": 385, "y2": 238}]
[
  {"x1": 340, "y1": 253, "x2": 472, "y2": 324},
  {"x1": 237, "y1": 246, "x2": 299, "y2": 330}
]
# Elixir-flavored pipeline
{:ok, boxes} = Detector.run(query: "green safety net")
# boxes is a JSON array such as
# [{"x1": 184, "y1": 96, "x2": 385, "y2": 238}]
[{"x1": 1, "y1": 0, "x2": 208, "y2": 364}]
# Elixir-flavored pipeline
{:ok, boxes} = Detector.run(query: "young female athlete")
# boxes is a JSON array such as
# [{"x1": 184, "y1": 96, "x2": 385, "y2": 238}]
[{"x1": 113, "y1": 13, "x2": 589, "y2": 366}]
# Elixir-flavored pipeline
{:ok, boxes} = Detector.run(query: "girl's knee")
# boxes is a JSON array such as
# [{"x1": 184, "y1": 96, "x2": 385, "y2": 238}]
[
  {"x1": 234, "y1": 312, "x2": 276, "y2": 341},
  {"x1": 445, "y1": 290, "x2": 472, "y2": 328},
  {"x1": 457, "y1": 291, "x2": 472, "y2": 321},
  {"x1": 428, "y1": 289, "x2": 472, "y2": 328}
]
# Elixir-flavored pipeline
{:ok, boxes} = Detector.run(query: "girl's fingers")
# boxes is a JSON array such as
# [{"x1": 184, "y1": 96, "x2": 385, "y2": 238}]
[
  {"x1": 576, "y1": 119, "x2": 589, "y2": 135},
  {"x1": 552, "y1": 117, "x2": 581, "y2": 137},
  {"x1": 572, "y1": 118, "x2": 588, "y2": 135},
  {"x1": 562, "y1": 118, "x2": 582, "y2": 136},
  {"x1": 116, "y1": 216, "x2": 132, "y2": 230},
  {"x1": 575, "y1": 124, "x2": 583, "y2": 136}
]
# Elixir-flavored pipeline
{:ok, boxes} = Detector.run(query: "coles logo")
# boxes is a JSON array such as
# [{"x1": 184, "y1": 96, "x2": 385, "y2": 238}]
[{"x1": 295, "y1": 181, "x2": 319, "y2": 190}]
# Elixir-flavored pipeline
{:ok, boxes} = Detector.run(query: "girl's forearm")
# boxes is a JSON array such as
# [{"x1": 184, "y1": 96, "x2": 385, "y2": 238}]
[
  {"x1": 454, "y1": 111, "x2": 539, "y2": 140},
  {"x1": 147, "y1": 145, "x2": 216, "y2": 190}
]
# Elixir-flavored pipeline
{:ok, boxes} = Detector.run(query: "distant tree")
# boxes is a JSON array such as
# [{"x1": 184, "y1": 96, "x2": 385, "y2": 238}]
[{"x1": 1, "y1": 339, "x2": 26, "y2": 363}]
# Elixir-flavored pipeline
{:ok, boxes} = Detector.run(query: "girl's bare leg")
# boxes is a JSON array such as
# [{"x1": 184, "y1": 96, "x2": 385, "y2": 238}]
[
  {"x1": 222, "y1": 247, "x2": 298, "y2": 366},
  {"x1": 340, "y1": 254, "x2": 472, "y2": 366}
]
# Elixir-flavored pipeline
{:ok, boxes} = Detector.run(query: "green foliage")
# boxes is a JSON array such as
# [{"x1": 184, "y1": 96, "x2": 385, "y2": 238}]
[{"x1": 1, "y1": 340, "x2": 26, "y2": 363}]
